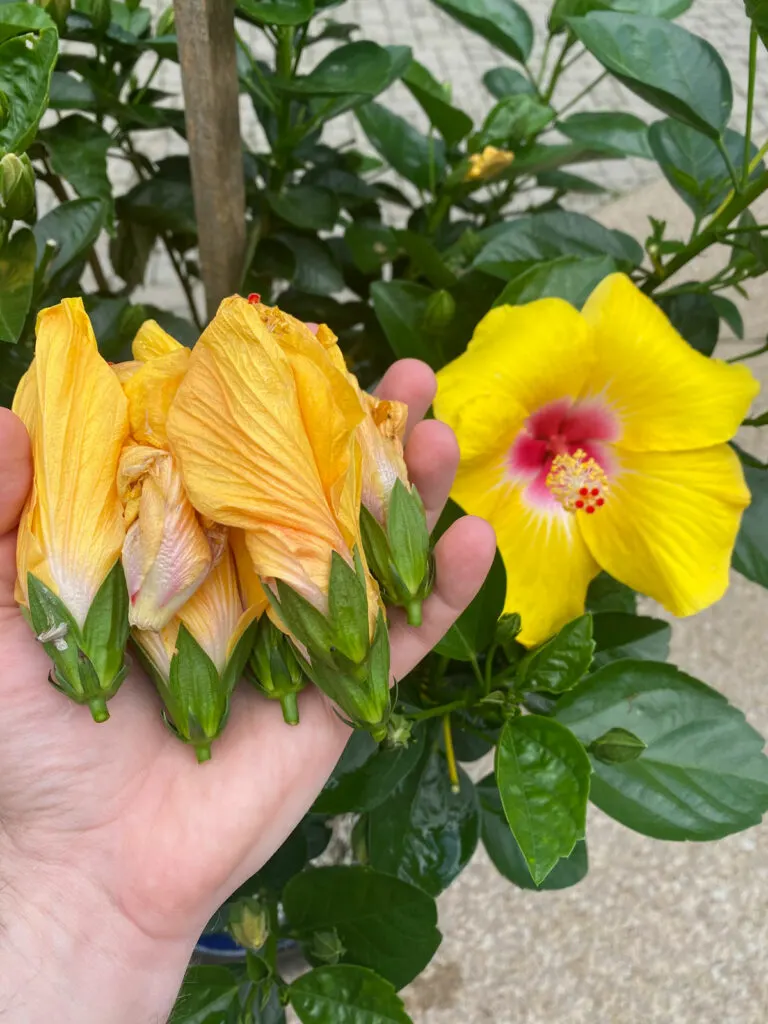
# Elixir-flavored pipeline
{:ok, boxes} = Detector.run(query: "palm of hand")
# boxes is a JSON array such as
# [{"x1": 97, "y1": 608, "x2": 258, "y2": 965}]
[{"x1": 0, "y1": 362, "x2": 495, "y2": 951}]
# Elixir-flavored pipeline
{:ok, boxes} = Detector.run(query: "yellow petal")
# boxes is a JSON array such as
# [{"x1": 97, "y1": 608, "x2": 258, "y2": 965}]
[
  {"x1": 118, "y1": 445, "x2": 214, "y2": 630},
  {"x1": 578, "y1": 443, "x2": 749, "y2": 617},
  {"x1": 132, "y1": 319, "x2": 183, "y2": 362},
  {"x1": 167, "y1": 296, "x2": 363, "y2": 607},
  {"x1": 465, "y1": 146, "x2": 515, "y2": 182},
  {"x1": 355, "y1": 386, "x2": 409, "y2": 525},
  {"x1": 123, "y1": 347, "x2": 190, "y2": 448},
  {"x1": 14, "y1": 299, "x2": 129, "y2": 625},
  {"x1": 434, "y1": 299, "x2": 593, "y2": 463},
  {"x1": 230, "y1": 528, "x2": 270, "y2": 618},
  {"x1": 580, "y1": 274, "x2": 759, "y2": 451},
  {"x1": 111, "y1": 360, "x2": 141, "y2": 385},
  {"x1": 452, "y1": 455, "x2": 599, "y2": 646},
  {"x1": 133, "y1": 621, "x2": 178, "y2": 681}
]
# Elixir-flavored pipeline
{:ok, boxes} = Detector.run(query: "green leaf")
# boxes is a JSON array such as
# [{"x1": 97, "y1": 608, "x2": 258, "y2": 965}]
[
  {"x1": 0, "y1": 3, "x2": 56, "y2": 40},
  {"x1": 395, "y1": 231, "x2": 458, "y2": 290},
  {"x1": 40, "y1": 114, "x2": 112, "y2": 209},
  {"x1": 589, "y1": 727, "x2": 647, "y2": 764},
  {"x1": 357, "y1": 102, "x2": 445, "y2": 191},
  {"x1": 33, "y1": 198, "x2": 107, "y2": 279},
  {"x1": 551, "y1": 0, "x2": 692, "y2": 32},
  {"x1": 558, "y1": 111, "x2": 652, "y2": 159},
  {"x1": 370, "y1": 280, "x2": 437, "y2": 367},
  {"x1": 657, "y1": 292, "x2": 720, "y2": 356},
  {"x1": 493, "y1": 254, "x2": 616, "y2": 309},
  {"x1": 117, "y1": 174, "x2": 196, "y2": 237},
  {"x1": 290, "y1": 966, "x2": 413, "y2": 1024},
  {"x1": 568, "y1": 12, "x2": 732, "y2": 139},
  {"x1": 475, "y1": 94, "x2": 554, "y2": 148},
  {"x1": 276, "y1": 234, "x2": 345, "y2": 295},
  {"x1": 169, "y1": 966, "x2": 242, "y2": 1023},
  {"x1": 711, "y1": 295, "x2": 744, "y2": 339},
  {"x1": 48, "y1": 70, "x2": 96, "y2": 111},
  {"x1": 403, "y1": 60, "x2": 473, "y2": 146},
  {"x1": 266, "y1": 186, "x2": 339, "y2": 231},
  {"x1": 733, "y1": 457, "x2": 768, "y2": 587},
  {"x1": 0, "y1": 25, "x2": 58, "y2": 154},
  {"x1": 519, "y1": 614, "x2": 595, "y2": 694},
  {"x1": 345, "y1": 222, "x2": 399, "y2": 275},
  {"x1": 649, "y1": 120, "x2": 762, "y2": 218},
  {"x1": 313, "y1": 727, "x2": 426, "y2": 815},
  {"x1": 555, "y1": 660, "x2": 768, "y2": 840},
  {"x1": 286, "y1": 41, "x2": 395, "y2": 95},
  {"x1": 495, "y1": 716, "x2": 591, "y2": 885},
  {"x1": 482, "y1": 66, "x2": 534, "y2": 99},
  {"x1": 586, "y1": 573, "x2": 636, "y2": 614},
  {"x1": 282, "y1": 866, "x2": 441, "y2": 990},
  {"x1": 432, "y1": 0, "x2": 533, "y2": 63},
  {"x1": 537, "y1": 170, "x2": 606, "y2": 194},
  {"x1": 591, "y1": 612, "x2": 671, "y2": 671},
  {"x1": 432, "y1": 499, "x2": 507, "y2": 660},
  {"x1": 0, "y1": 228, "x2": 35, "y2": 343},
  {"x1": 473, "y1": 210, "x2": 643, "y2": 279},
  {"x1": 745, "y1": 0, "x2": 768, "y2": 50},
  {"x1": 237, "y1": 0, "x2": 314, "y2": 25},
  {"x1": 366, "y1": 744, "x2": 480, "y2": 896},
  {"x1": 477, "y1": 774, "x2": 588, "y2": 890}
]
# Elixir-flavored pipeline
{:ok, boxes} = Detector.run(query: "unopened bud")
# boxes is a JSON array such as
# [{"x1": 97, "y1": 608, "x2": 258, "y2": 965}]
[
  {"x1": 228, "y1": 897, "x2": 270, "y2": 951},
  {"x1": 247, "y1": 614, "x2": 307, "y2": 725},
  {"x1": 385, "y1": 713, "x2": 413, "y2": 748},
  {"x1": 422, "y1": 289, "x2": 456, "y2": 335},
  {"x1": 156, "y1": 5, "x2": 174, "y2": 34},
  {"x1": 0, "y1": 154, "x2": 35, "y2": 222},
  {"x1": 589, "y1": 727, "x2": 646, "y2": 765},
  {"x1": 495, "y1": 613, "x2": 522, "y2": 646},
  {"x1": 36, "y1": 0, "x2": 71, "y2": 29},
  {"x1": 311, "y1": 930, "x2": 346, "y2": 965}
]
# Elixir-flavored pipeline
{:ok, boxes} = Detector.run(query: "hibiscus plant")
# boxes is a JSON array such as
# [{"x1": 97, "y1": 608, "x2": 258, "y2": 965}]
[{"x1": 3, "y1": 0, "x2": 768, "y2": 1021}]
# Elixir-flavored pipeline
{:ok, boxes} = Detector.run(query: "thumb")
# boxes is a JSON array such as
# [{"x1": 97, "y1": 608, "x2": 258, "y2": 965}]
[{"x1": 0, "y1": 408, "x2": 32, "y2": 608}]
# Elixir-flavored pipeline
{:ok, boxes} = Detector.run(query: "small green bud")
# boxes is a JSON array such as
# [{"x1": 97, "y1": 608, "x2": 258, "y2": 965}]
[
  {"x1": 247, "y1": 615, "x2": 307, "y2": 725},
  {"x1": 0, "y1": 93, "x2": 11, "y2": 132},
  {"x1": 36, "y1": 0, "x2": 72, "y2": 29},
  {"x1": 228, "y1": 897, "x2": 270, "y2": 952},
  {"x1": 589, "y1": 727, "x2": 647, "y2": 765},
  {"x1": 385, "y1": 713, "x2": 413, "y2": 748},
  {"x1": 422, "y1": 289, "x2": 456, "y2": 334},
  {"x1": 156, "y1": 5, "x2": 174, "y2": 34},
  {"x1": 0, "y1": 154, "x2": 36, "y2": 222},
  {"x1": 495, "y1": 612, "x2": 522, "y2": 646},
  {"x1": 311, "y1": 930, "x2": 346, "y2": 965}
]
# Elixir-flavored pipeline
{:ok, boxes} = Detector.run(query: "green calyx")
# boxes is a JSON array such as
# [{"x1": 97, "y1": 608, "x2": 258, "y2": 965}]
[
  {"x1": 271, "y1": 550, "x2": 392, "y2": 739},
  {"x1": 360, "y1": 480, "x2": 434, "y2": 627},
  {"x1": 27, "y1": 563, "x2": 130, "y2": 723},
  {"x1": 0, "y1": 153, "x2": 36, "y2": 222},
  {"x1": 246, "y1": 614, "x2": 307, "y2": 725}
]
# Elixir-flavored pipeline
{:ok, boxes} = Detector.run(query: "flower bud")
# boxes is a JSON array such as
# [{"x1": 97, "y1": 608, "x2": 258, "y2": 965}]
[
  {"x1": 36, "y1": 0, "x2": 71, "y2": 29},
  {"x1": 422, "y1": 289, "x2": 456, "y2": 335},
  {"x1": 228, "y1": 898, "x2": 270, "y2": 952},
  {"x1": 246, "y1": 614, "x2": 307, "y2": 726},
  {"x1": 310, "y1": 930, "x2": 346, "y2": 965},
  {"x1": 156, "y1": 5, "x2": 174, "y2": 34},
  {"x1": 0, "y1": 92, "x2": 11, "y2": 132},
  {"x1": 465, "y1": 145, "x2": 515, "y2": 182},
  {"x1": 589, "y1": 728, "x2": 647, "y2": 765},
  {"x1": 0, "y1": 154, "x2": 36, "y2": 222}
]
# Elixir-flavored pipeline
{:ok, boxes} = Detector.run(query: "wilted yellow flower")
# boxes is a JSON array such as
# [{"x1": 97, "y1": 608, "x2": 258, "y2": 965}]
[
  {"x1": 465, "y1": 145, "x2": 515, "y2": 182},
  {"x1": 120, "y1": 320, "x2": 190, "y2": 449},
  {"x1": 356, "y1": 389, "x2": 409, "y2": 527},
  {"x1": 14, "y1": 298, "x2": 129, "y2": 626}
]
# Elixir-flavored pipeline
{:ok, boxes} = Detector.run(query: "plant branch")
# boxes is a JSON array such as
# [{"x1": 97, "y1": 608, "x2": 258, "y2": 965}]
[
  {"x1": 555, "y1": 70, "x2": 608, "y2": 119},
  {"x1": 543, "y1": 36, "x2": 572, "y2": 102},
  {"x1": 442, "y1": 714, "x2": 461, "y2": 794},
  {"x1": 727, "y1": 339, "x2": 768, "y2": 363},
  {"x1": 407, "y1": 699, "x2": 468, "y2": 722},
  {"x1": 163, "y1": 241, "x2": 203, "y2": 331},
  {"x1": 131, "y1": 54, "x2": 161, "y2": 106},
  {"x1": 745, "y1": 27, "x2": 759, "y2": 188},
  {"x1": 716, "y1": 137, "x2": 742, "y2": 193}
]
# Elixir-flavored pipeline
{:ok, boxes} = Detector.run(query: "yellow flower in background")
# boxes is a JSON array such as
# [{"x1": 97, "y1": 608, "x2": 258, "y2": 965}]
[
  {"x1": 465, "y1": 145, "x2": 515, "y2": 182},
  {"x1": 435, "y1": 274, "x2": 759, "y2": 647},
  {"x1": 166, "y1": 295, "x2": 370, "y2": 618},
  {"x1": 13, "y1": 298, "x2": 129, "y2": 626}
]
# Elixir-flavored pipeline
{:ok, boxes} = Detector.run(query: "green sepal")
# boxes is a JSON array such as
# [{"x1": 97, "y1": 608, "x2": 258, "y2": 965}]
[
  {"x1": 274, "y1": 579, "x2": 336, "y2": 658},
  {"x1": 82, "y1": 561, "x2": 130, "y2": 692},
  {"x1": 246, "y1": 615, "x2": 307, "y2": 724},
  {"x1": 328, "y1": 549, "x2": 370, "y2": 663},
  {"x1": 222, "y1": 617, "x2": 259, "y2": 695},
  {"x1": 163, "y1": 625, "x2": 229, "y2": 760}
]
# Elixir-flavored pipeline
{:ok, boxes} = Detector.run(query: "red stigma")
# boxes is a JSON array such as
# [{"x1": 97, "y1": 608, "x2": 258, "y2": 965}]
[
  {"x1": 579, "y1": 487, "x2": 588, "y2": 496},
  {"x1": 591, "y1": 488, "x2": 600, "y2": 496},
  {"x1": 247, "y1": 292, "x2": 262, "y2": 305},
  {"x1": 596, "y1": 498, "x2": 605, "y2": 507},
  {"x1": 575, "y1": 500, "x2": 584, "y2": 509},
  {"x1": 586, "y1": 506, "x2": 596, "y2": 514}
]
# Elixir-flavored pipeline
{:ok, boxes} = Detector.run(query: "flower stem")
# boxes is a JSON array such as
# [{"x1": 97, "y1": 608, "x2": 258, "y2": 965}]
[
  {"x1": 88, "y1": 697, "x2": 110, "y2": 723},
  {"x1": 745, "y1": 27, "x2": 759, "y2": 189},
  {"x1": 408, "y1": 698, "x2": 468, "y2": 722},
  {"x1": 555, "y1": 71, "x2": 608, "y2": 118},
  {"x1": 442, "y1": 714, "x2": 460, "y2": 794},
  {"x1": 280, "y1": 692, "x2": 300, "y2": 726}
]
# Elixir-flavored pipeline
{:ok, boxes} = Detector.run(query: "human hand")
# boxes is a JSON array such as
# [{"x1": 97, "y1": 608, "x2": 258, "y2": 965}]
[{"x1": 0, "y1": 359, "x2": 495, "y2": 1022}]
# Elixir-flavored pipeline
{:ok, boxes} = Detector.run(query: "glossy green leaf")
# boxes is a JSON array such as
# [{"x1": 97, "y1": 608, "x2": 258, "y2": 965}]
[
  {"x1": 537, "y1": 170, "x2": 605, "y2": 194},
  {"x1": 345, "y1": 222, "x2": 399, "y2": 275},
  {"x1": 493, "y1": 255, "x2": 616, "y2": 309},
  {"x1": 395, "y1": 230, "x2": 458, "y2": 290},
  {"x1": 649, "y1": 120, "x2": 762, "y2": 218},
  {"x1": 432, "y1": 500, "x2": 506, "y2": 660},
  {"x1": 41, "y1": 114, "x2": 112, "y2": 206},
  {"x1": 477, "y1": 775, "x2": 588, "y2": 890},
  {"x1": 266, "y1": 186, "x2": 339, "y2": 231},
  {"x1": 734, "y1": 456, "x2": 768, "y2": 587},
  {"x1": 555, "y1": 660, "x2": 768, "y2": 840},
  {"x1": 290, "y1": 966, "x2": 413, "y2": 1024},
  {"x1": 0, "y1": 228, "x2": 35, "y2": 344},
  {"x1": 551, "y1": 0, "x2": 691, "y2": 32},
  {"x1": 276, "y1": 234, "x2": 345, "y2": 295},
  {"x1": 169, "y1": 966, "x2": 242, "y2": 1023},
  {"x1": 366, "y1": 745, "x2": 480, "y2": 896},
  {"x1": 283, "y1": 866, "x2": 441, "y2": 990},
  {"x1": 403, "y1": 60, "x2": 473, "y2": 146},
  {"x1": 473, "y1": 211, "x2": 643, "y2": 279},
  {"x1": 370, "y1": 280, "x2": 437, "y2": 367},
  {"x1": 357, "y1": 102, "x2": 445, "y2": 191},
  {"x1": 286, "y1": 42, "x2": 395, "y2": 96},
  {"x1": 558, "y1": 111, "x2": 652, "y2": 159},
  {"x1": 475, "y1": 94, "x2": 554, "y2": 148},
  {"x1": 586, "y1": 573, "x2": 637, "y2": 614},
  {"x1": 0, "y1": 25, "x2": 58, "y2": 153},
  {"x1": 591, "y1": 612, "x2": 671, "y2": 671},
  {"x1": 482, "y1": 66, "x2": 534, "y2": 99},
  {"x1": 519, "y1": 615, "x2": 595, "y2": 694},
  {"x1": 237, "y1": 0, "x2": 314, "y2": 25},
  {"x1": 0, "y1": 3, "x2": 56, "y2": 40},
  {"x1": 48, "y1": 70, "x2": 97, "y2": 111},
  {"x1": 496, "y1": 716, "x2": 591, "y2": 885},
  {"x1": 313, "y1": 728, "x2": 426, "y2": 815},
  {"x1": 117, "y1": 176, "x2": 196, "y2": 236},
  {"x1": 656, "y1": 292, "x2": 720, "y2": 356},
  {"x1": 745, "y1": 0, "x2": 768, "y2": 50},
  {"x1": 711, "y1": 295, "x2": 744, "y2": 339},
  {"x1": 432, "y1": 0, "x2": 533, "y2": 63},
  {"x1": 568, "y1": 13, "x2": 732, "y2": 138},
  {"x1": 33, "y1": 198, "x2": 107, "y2": 279}
]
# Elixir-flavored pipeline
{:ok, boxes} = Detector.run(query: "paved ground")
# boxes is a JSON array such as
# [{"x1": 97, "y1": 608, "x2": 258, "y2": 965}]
[{"x1": 135, "y1": 3, "x2": 768, "y2": 1021}]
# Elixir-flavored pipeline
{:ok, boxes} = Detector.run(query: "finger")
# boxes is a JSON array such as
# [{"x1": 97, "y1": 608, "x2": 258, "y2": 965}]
[
  {"x1": 0, "y1": 408, "x2": 31, "y2": 535},
  {"x1": 389, "y1": 516, "x2": 497, "y2": 680},
  {"x1": 374, "y1": 359, "x2": 436, "y2": 442},
  {"x1": 404, "y1": 419, "x2": 460, "y2": 531}
]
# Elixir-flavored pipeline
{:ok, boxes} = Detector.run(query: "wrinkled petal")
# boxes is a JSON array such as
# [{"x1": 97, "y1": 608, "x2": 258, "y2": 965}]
[
  {"x1": 357, "y1": 387, "x2": 409, "y2": 526},
  {"x1": 13, "y1": 299, "x2": 128, "y2": 625},
  {"x1": 578, "y1": 444, "x2": 750, "y2": 617},
  {"x1": 112, "y1": 360, "x2": 141, "y2": 385},
  {"x1": 435, "y1": 299, "x2": 593, "y2": 462},
  {"x1": 118, "y1": 446, "x2": 214, "y2": 630},
  {"x1": 123, "y1": 347, "x2": 190, "y2": 449},
  {"x1": 230, "y1": 528, "x2": 270, "y2": 619},
  {"x1": 452, "y1": 454, "x2": 600, "y2": 646},
  {"x1": 580, "y1": 274, "x2": 759, "y2": 451},
  {"x1": 133, "y1": 621, "x2": 178, "y2": 681},
  {"x1": 132, "y1": 319, "x2": 183, "y2": 362}
]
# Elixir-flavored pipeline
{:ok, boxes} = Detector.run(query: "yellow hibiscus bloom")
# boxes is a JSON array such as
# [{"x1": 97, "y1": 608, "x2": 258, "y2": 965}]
[
  {"x1": 434, "y1": 274, "x2": 759, "y2": 646},
  {"x1": 465, "y1": 145, "x2": 515, "y2": 182}
]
